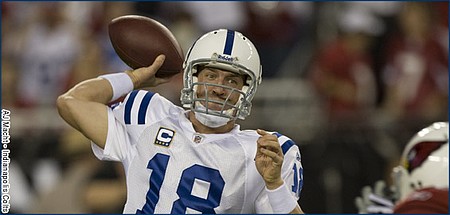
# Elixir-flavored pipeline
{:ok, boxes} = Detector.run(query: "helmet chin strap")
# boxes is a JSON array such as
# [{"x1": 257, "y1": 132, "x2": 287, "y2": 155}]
[{"x1": 194, "y1": 102, "x2": 231, "y2": 128}]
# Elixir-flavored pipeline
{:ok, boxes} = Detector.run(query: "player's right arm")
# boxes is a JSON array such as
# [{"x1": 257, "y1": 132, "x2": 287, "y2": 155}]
[
  {"x1": 57, "y1": 77, "x2": 112, "y2": 148},
  {"x1": 57, "y1": 55, "x2": 168, "y2": 148}
]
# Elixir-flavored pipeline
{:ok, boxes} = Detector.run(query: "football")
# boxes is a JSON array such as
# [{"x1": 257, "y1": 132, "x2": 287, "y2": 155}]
[{"x1": 108, "y1": 15, "x2": 184, "y2": 77}]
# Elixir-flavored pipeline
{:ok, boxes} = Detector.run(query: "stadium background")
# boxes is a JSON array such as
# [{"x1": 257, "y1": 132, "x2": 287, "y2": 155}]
[{"x1": 2, "y1": 1, "x2": 448, "y2": 213}]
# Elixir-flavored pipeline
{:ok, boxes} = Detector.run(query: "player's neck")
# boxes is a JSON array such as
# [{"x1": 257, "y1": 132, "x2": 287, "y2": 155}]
[{"x1": 189, "y1": 111, "x2": 236, "y2": 134}]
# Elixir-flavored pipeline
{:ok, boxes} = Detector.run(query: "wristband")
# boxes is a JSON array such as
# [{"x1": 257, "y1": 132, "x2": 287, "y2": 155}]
[
  {"x1": 99, "y1": 73, "x2": 134, "y2": 102},
  {"x1": 266, "y1": 182, "x2": 297, "y2": 214}
]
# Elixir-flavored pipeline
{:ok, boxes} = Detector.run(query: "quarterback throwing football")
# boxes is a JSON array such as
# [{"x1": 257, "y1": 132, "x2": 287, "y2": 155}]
[{"x1": 57, "y1": 29, "x2": 304, "y2": 214}]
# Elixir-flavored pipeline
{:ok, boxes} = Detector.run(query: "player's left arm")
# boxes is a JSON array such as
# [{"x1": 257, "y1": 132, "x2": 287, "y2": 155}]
[{"x1": 255, "y1": 129, "x2": 304, "y2": 214}]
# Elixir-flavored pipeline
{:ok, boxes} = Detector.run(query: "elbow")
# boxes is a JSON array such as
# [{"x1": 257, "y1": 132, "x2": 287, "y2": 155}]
[
  {"x1": 56, "y1": 94, "x2": 70, "y2": 114},
  {"x1": 56, "y1": 93, "x2": 76, "y2": 122},
  {"x1": 56, "y1": 93, "x2": 81, "y2": 131}
]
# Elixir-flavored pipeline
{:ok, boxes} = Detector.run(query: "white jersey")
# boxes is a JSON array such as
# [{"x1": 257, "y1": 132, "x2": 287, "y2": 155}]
[{"x1": 92, "y1": 90, "x2": 303, "y2": 214}]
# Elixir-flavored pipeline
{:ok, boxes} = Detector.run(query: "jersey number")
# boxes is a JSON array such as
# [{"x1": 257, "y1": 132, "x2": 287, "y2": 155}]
[
  {"x1": 292, "y1": 163, "x2": 303, "y2": 197},
  {"x1": 137, "y1": 153, "x2": 225, "y2": 214}
]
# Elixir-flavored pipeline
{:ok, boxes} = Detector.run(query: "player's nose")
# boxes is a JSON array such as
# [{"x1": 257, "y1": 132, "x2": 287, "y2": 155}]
[
  {"x1": 210, "y1": 77, "x2": 228, "y2": 94},
  {"x1": 211, "y1": 85, "x2": 226, "y2": 97}
]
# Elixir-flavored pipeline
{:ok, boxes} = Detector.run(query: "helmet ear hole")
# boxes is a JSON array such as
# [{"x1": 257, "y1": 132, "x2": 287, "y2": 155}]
[{"x1": 244, "y1": 75, "x2": 250, "y2": 86}]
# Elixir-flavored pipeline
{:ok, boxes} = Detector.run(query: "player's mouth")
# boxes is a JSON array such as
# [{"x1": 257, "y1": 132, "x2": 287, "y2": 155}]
[{"x1": 200, "y1": 99, "x2": 235, "y2": 112}]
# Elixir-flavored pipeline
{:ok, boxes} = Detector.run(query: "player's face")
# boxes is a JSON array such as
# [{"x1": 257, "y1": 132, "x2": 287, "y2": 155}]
[{"x1": 196, "y1": 67, "x2": 245, "y2": 111}]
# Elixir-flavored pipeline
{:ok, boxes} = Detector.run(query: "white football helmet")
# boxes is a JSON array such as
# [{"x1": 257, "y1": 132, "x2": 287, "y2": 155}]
[
  {"x1": 392, "y1": 122, "x2": 449, "y2": 200},
  {"x1": 180, "y1": 29, "x2": 262, "y2": 121}
]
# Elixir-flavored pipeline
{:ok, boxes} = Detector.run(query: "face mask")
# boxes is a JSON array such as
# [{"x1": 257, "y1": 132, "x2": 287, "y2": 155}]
[{"x1": 194, "y1": 102, "x2": 231, "y2": 128}]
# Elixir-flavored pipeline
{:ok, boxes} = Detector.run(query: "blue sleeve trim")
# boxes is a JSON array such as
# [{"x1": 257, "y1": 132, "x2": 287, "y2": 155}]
[
  {"x1": 281, "y1": 140, "x2": 295, "y2": 155},
  {"x1": 272, "y1": 132, "x2": 294, "y2": 155},
  {"x1": 138, "y1": 91, "x2": 155, "y2": 124},
  {"x1": 124, "y1": 90, "x2": 139, "y2": 124}
]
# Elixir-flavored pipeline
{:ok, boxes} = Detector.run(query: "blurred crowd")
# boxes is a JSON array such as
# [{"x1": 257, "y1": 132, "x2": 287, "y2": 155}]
[{"x1": 1, "y1": 1, "x2": 448, "y2": 213}]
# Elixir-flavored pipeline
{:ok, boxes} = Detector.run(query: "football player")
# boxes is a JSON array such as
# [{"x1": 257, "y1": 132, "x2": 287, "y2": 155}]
[
  {"x1": 355, "y1": 122, "x2": 448, "y2": 214},
  {"x1": 57, "y1": 29, "x2": 304, "y2": 214}
]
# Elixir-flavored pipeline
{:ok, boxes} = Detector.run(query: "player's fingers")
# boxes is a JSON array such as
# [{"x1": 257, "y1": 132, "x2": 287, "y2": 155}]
[
  {"x1": 130, "y1": 55, "x2": 169, "y2": 88},
  {"x1": 260, "y1": 147, "x2": 283, "y2": 164},
  {"x1": 254, "y1": 143, "x2": 265, "y2": 161},
  {"x1": 257, "y1": 129, "x2": 277, "y2": 139},
  {"x1": 255, "y1": 138, "x2": 263, "y2": 155},
  {"x1": 374, "y1": 180, "x2": 385, "y2": 196},
  {"x1": 257, "y1": 142, "x2": 280, "y2": 157},
  {"x1": 354, "y1": 197, "x2": 367, "y2": 214},
  {"x1": 259, "y1": 144, "x2": 281, "y2": 156},
  {"x1": 255, "y1": 138, "x2": 275, "y2": 159},
  {"x1": 150, "y1": 54, "x2": 166, "y2": 69},
  {"x1": 257, "y1": 129, "x2": 269, "y2": 136},
  {"x1": 257, "y1": 129, "x2": 278, "y2": 142},
  {"x1": 257, "y1": 136, "x2": 281, "y2": 153},
  {"x1": 361, "y1": 186, "x2": 372, "y2": 205},
  {"x1": 140, "y1": 54, "x2": 166, "y2": 76}
]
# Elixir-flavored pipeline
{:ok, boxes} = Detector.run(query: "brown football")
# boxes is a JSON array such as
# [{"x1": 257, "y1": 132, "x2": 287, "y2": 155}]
[{"x1": 108, "y1": 15, "x2": 184, "y2": 77}]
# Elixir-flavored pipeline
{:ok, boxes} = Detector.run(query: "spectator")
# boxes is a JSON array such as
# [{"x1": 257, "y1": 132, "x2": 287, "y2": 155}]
[
  {"x1": 11, "y1": 3, "x2": 83, "y2": 107},
  {"x1": 309, "y1": 8, "x2": 382, "y2": 121},
  {"x1": 306, "y1": 8, "x2": 388, "y2": 213},
  {"x1": 381, "y1": 2, "x2": 448, "y2": 125},
  {"x1": 242, "y1": 1, "x2": 309, "y2": 78}
]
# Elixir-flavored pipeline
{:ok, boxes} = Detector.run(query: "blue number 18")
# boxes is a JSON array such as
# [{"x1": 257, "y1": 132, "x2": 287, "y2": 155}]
[{"x1": 137, "y1": 153, "x2": 225, "y2": 214}]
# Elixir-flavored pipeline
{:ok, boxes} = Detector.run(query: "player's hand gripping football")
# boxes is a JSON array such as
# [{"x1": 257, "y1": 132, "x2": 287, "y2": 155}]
[
  {"x1": 125, "y1": 54, "x2": 172, "y2": 89},
  {"x1": 255, "y1": 129, "x2": 284, "y2": 189}
]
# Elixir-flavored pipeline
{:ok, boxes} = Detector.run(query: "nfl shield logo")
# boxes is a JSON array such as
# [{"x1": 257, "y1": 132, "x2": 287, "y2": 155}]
[{"x1": 193, "y1": 134, "x2": 204, "y2": 144}]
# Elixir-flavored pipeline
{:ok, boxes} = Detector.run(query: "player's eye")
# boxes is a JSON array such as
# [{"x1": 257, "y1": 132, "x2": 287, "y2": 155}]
[
  {"x1": 205, "y1": 72, "x2": 217, "y2": 80},
  {"x1": 227, "y1": 78, "x2": 238, "y2": 86}
]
